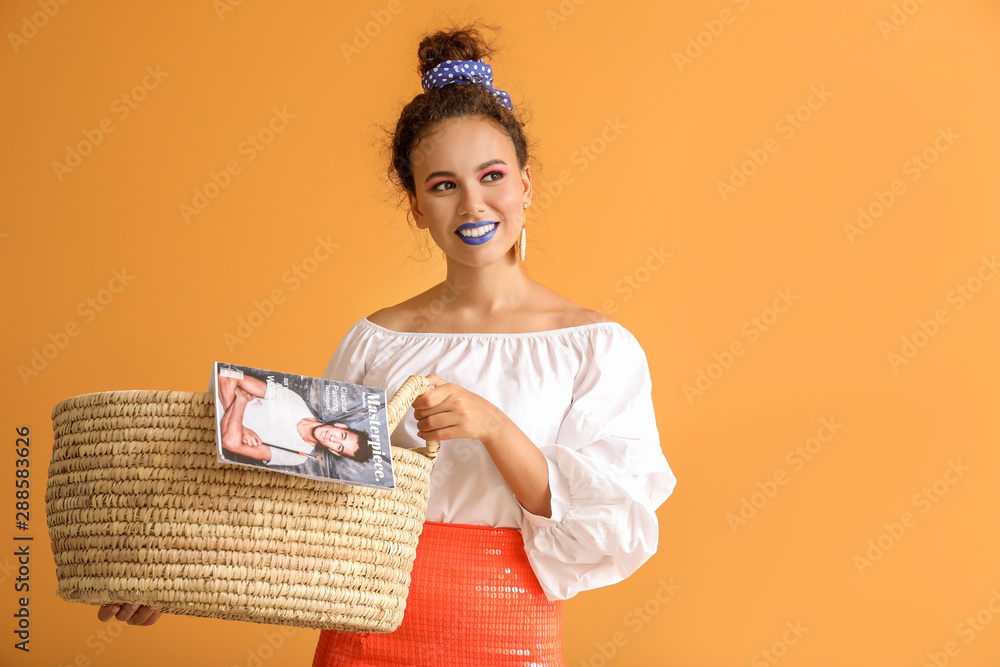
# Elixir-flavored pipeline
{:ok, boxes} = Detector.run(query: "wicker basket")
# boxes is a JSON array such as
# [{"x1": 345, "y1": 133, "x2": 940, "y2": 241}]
[{"x1": 45, "y1": 375, "x2": 438, "y2": 631}]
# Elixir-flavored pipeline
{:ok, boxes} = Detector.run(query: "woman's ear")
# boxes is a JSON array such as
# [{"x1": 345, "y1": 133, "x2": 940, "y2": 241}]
[
  {"x1": 521, "y1": 164, "x2": 532, "y2": 208},
  {"x1": 408, "y1": 191, "x2": 427, "y2": 229}
]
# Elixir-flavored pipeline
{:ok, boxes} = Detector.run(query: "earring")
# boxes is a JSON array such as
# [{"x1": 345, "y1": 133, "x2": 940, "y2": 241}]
[{"x1": 518, "y1": 202, "x2": 528, "y2": 261}]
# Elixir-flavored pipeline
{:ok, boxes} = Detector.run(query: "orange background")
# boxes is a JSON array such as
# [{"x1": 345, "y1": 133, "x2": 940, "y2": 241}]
[{"x1": 2, "y1": 0, "x2": 999, "y2": 665}]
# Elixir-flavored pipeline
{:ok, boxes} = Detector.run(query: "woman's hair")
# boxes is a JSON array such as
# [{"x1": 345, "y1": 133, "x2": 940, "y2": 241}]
[{"x1": 389, "y1": 24, "x2": 532, "y2": 196}]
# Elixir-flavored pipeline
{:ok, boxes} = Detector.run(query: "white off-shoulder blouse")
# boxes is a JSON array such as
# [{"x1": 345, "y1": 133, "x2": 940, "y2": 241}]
[{"x1": 321, "y1": 317, "x2": 677, "y2": 601}]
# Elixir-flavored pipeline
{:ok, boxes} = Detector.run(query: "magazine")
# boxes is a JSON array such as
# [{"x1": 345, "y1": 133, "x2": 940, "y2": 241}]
[{"x1": 210, "y1": 361, "x2": 395, "y2": 489}]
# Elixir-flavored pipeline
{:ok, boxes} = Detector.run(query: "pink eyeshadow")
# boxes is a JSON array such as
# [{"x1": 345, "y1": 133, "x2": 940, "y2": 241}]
[{"x1": 478, "y1": 167, "x2": 508, "y2": 179}]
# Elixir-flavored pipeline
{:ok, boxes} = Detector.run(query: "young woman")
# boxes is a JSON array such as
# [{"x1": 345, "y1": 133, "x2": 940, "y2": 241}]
[
  {"x1": 98, "y1": 25, "x2": 676, "y2": 667},
  {"x1": 310, "y1": 25, "x2": 677, "y2": 666}
]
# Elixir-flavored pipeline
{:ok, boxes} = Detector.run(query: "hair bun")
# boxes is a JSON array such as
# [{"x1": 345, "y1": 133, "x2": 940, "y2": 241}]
[{"x1": 417, "y1": 26, "x2": 496, "y2": 77}]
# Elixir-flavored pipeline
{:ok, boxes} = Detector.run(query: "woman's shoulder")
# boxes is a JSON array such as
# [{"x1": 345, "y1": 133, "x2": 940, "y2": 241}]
[
  {"x1": 364, "y1": 287, "x2": 438, "y2": 332},
  {"x1": 365, "y1": 305, "x2": 413, "y2": 331},
  {"x1": 530, "y1": 284, "x2": 618, "y2": 330},
  {"x1": 544, "y1": 304, "x2": 617, "y2": 330}
]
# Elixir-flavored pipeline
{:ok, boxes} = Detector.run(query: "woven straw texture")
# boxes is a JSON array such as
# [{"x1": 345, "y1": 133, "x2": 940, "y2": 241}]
[{"x1": 46, "y1": 376, "x2": 438, "y2": 631}]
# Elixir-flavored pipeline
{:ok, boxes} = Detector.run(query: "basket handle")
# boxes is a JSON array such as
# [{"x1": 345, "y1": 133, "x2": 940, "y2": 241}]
[{"x1": 386, "y1": 375, "x2": 439, "y2": 461}]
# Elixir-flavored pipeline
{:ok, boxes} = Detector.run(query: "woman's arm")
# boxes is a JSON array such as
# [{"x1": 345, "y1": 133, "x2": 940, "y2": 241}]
[
  {"x1": 508, "y1": 327, "x2": 676, "y2": 601},
  {"x1": 484, "y1": 419, "x2": 553, "y2": 518},
  {"x1": 411, "y1": 374, "x2": 552, "y2": 518}
]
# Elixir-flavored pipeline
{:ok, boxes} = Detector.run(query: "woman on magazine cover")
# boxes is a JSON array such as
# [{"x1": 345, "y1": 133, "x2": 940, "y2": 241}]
[{"x1": 99, "y1": 23, "x2": 677, "y2": 667}]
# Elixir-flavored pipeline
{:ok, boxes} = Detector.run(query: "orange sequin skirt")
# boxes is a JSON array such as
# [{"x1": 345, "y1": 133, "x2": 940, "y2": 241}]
[{"x1": 312, "y1": 521, "x2": 564, "y2": 666}]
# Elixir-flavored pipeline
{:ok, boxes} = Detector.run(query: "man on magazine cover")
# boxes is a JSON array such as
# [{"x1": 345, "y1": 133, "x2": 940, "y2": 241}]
[{"x1": 217, "y1": 370, "x2": 374, "y2": 467}]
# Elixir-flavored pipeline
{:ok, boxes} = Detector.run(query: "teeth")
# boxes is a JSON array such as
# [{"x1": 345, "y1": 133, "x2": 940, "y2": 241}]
[{"x1": 458, "y1": 223, "x2": 497, "y2": 238}]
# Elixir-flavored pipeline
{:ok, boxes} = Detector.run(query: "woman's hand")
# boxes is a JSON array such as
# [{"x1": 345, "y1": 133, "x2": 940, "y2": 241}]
[
  {"x1": 97, "y1": 604, "x2": 163, "y2": 626},
  {"x1": 411, "y1": 375, "x2": 507, "y2": 445},
  {"x1": 413, "y1": 374, "x2": 553, "y2": 518}
]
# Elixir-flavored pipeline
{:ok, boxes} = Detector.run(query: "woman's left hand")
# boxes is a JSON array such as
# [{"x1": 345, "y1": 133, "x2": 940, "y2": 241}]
[
  {"x1": 412, "y1": 374, "x2": 508, "y2": 444},
  {"x1": 414, "y1": 374, "x2": 553, "y2": 518}
]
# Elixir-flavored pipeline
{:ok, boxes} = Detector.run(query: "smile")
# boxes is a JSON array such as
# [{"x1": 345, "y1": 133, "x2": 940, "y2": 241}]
[{"x1": 455, "y1": 221, "x2": 499, "y2": 245}]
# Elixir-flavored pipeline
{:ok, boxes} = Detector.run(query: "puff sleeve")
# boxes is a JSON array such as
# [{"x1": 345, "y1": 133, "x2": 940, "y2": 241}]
[{"x1": 513, "y1": 326, "x2": 676, "y2": 601}]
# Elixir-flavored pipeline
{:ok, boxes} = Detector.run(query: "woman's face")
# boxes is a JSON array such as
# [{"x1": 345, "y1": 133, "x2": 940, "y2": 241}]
[{"x1": 407, "y1": 116, "x2": 531, "y2": 267}]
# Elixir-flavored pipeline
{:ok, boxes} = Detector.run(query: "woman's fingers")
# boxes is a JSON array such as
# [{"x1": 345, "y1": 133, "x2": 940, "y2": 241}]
[
  {"x1": 424, "y1": 374, "x2": 447, "y2": 387},
  {"x1": 115, "y1": 603, "x2": 140, "y2": 621},
  {"x1": 413, "y1": 380, "x2": 456, "y2": 413},
  {"x1": 97, "y1": 604, "x2": 120, "y2": 622},
  {"x1": 416, "y1": 413, "x2": 450, "y2": 433},
  {"x1": 412, "y1": 374, "x2": 448, "y2": 410},
  {"x1": 97, "y1": 604, "x2": 163, "y2": 626},
  {"x1": 411, "y1": 397, "x2": 431, "y2": 413},
  {"x1": 128, "y1": 605, "x2": 163, "y2": 626}
]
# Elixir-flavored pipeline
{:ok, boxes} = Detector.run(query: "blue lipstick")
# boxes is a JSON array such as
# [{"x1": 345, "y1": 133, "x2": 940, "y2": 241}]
[{"x1": 455, "y1": 221, "x2": 499, "y2": 245}]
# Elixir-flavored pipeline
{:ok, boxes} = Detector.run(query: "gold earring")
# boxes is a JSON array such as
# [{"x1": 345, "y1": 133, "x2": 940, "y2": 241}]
[{"x1": 518, "y1": 202, "x2": 528, "y2": 261}]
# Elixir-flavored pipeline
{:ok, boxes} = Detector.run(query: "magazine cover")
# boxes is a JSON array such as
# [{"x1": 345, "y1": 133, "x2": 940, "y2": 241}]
[{"x1": 210, "y1": 361, "x2": 395, "y2": 489}]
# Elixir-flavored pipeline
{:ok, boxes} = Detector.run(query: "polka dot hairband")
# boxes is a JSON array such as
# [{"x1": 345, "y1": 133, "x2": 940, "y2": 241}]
[{"x1": 420, "y1": 58, "x2": 514, "y2": 111}]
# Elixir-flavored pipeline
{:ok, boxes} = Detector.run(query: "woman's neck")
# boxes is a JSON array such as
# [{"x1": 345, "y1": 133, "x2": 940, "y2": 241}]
[{"x1": 439, "y1": 252, "x2": 535, "y2": 318}]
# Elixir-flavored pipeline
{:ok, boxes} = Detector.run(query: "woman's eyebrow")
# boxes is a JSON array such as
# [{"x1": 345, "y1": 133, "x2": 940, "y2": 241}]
[{"x1": 423, "y1": 159, "x2": 507, "y2": 184}]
